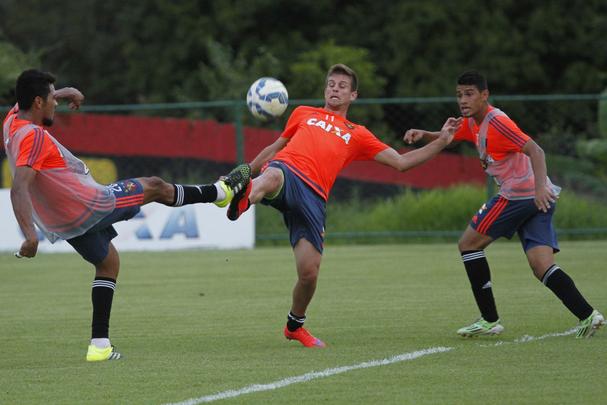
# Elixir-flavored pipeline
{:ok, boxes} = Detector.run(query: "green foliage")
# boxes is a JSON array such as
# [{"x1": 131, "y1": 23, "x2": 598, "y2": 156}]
[
  {"x1": 288, "y1": 41, "x2": 390, "y2": 140},
  {"x1": 600, "y1": 87, "x2": 607, "y2": 138},
  {"x1": 0, "y1": 40, "x2": 40, "y2": 104},
  {"x1": 326, "y1": 186, "x2": 484, "y2": 232},
  {"x1": 576, "y1": 139, "x2": 607, "y2": 171},
  {"x1": 257, "y1": 185, "x2": 607, "y2": 243},
  {"x1": 2, "y1": 1, "x2": 604, "y2": 103}
]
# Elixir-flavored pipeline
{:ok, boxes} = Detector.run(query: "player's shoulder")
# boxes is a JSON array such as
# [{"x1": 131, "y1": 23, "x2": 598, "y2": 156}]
[
  {"x1": 488, "y1": 110, "x2": 523, "y2": 133},
  {"x1": 292, "y1": 105, "x2": 320, "y2": 115},
  {"x1": 346, "y1": 121, "x2": 371, "y2": 135}
]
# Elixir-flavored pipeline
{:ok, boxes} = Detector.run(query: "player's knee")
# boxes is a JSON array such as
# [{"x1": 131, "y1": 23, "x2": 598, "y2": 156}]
[
  {"x1": 263, "y1": 168, "x2": 283, "y2": 191},
  {"x1": 142, "y1": 176, "x2": 173, "y2": 198},
  {"x1": 144, "y1": 176, "x2": 169, "y2": 190},
  {"x1": 298, "y1": 265, "x2": 319, "y2": 285},
  {"x1": 457, "y1": 238, "x2": 470, "y2": 253},
  {"x1": 530, "y1": 262, "x2": 552, "y2": 281}
]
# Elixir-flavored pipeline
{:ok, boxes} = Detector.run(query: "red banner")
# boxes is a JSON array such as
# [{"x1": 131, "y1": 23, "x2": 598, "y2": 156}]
[{"x1": 4, "y1": 112, "x2": 485, "y2": 189}]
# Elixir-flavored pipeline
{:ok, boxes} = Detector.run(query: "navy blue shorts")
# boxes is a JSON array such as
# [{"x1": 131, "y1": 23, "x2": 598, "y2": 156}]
[
  {"x1": 470, "y1": 195, "x2": 559, "y2": 252},
  {"x1": 261, "y1": 161, "x2": 326, "y2": 253},
  {"x1": 67, "y1": 179, "x2": 144, "y2": 264}
]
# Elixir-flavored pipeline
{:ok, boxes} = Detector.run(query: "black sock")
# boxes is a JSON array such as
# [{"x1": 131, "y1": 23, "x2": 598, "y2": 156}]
[
  {"x1": 461, "y1": 250, "x2": 499, "y2": 322},
  {"x1": 287, "y1": 312, "x2": 306, "y2": 332},
  {"x1": 91, "y1": 277, "x2": 116, "y2": 339},
  {"x1": 171, "y1": 184, "x2": 217, "y2": 206},
  {"x1": 542, "y1": 265, "x2": 593, "y2": 320}
]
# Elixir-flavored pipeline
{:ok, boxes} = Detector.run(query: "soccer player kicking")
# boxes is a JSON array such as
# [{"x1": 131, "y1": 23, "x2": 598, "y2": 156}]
[
  {"x1": 4, "y1": 69, "x2": 251, "y2": 361},
  {"x1": 404, "y1": 71, "x2": 605, "y2": 338},
  {"x1": 223, "y1": 64, "x2": 461, "y2": 347}
]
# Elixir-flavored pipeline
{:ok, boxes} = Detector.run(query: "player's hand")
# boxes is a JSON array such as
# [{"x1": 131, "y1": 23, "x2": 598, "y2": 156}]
[
  {"x1": 403, "y1": 129, "x2": 425, "y2": 145},
  {"x1": 17, "y1": 238, "x2": 38, "y2": 258},
  {"x1": 534, "y1": 185, "x2": 558, "y2": 213},
  {"x1": 54, "y1": 87, "x2": 85, "y2": 110},
  {"x1": 438, "y1": 117, "x2": 462, "y2": 145}
]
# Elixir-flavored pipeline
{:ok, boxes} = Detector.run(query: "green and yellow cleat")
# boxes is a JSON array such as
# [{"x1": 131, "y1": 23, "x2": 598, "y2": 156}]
[
  {"x1": 222, "y1": 164, "x2": 252, "y2": 195},
  {"x1": 86, "y1": 345, "x2": 122, "y2": 362},
  {"x1": 457, "y1": 317, "x2": 504, "y2": 337},
  {"x1": 214, "y1": 180, "x2": 234, "y2": 208},
  {"x1": 576, "y1": 310, "x2": 605, "y2": 338}
]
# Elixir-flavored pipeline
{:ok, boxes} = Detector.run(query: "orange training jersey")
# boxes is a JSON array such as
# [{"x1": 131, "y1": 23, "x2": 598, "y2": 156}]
[
  {"x1": 4, "y1": 106, "x2": 67, "y2": 170},
  {"x1": 453, "y1": 105, "x2": 559, "y2": 199},
  {"x1": 453, "y1": 106, "x2": 530, "y2": 160},
  {"x1": 273, "y1": 106, "x2": 389, "y2": 200},
  {"x1": 3, "y1": 105, "x2": 115, "y2": 242}
]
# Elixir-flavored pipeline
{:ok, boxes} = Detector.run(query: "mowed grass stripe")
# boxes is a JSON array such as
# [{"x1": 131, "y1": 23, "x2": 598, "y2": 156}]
[{"x1": 0, "y1": 241, "x2": 605, "y2": 404}]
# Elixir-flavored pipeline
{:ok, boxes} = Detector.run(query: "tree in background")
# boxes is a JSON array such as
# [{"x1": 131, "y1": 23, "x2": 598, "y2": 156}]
[{"x1": 0, "y1": 39, "x2": 40, "y2": 105}]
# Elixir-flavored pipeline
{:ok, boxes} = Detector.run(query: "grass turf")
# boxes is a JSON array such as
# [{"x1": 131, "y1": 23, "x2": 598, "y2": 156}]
[{"x1": 1, "y1": 240, "x2": 606, "y2": 404}]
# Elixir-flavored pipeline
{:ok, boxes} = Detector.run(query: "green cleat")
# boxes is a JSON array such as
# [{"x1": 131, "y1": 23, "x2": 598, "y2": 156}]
[
  {"x1": 576, "y1": 310, "x2": 605, "y2": 338},
  {"x1": 86, "y1": 345, "x2": 122, "y2": 362},
  {"x1": 457, "y1": 317, "x2": 504, "y2": 337},
  {"x1": 213, "y1": 180, "x2": 234, "y2": 208}
]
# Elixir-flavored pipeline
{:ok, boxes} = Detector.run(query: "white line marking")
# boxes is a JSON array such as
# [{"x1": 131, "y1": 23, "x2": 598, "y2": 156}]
[
  {"x1": 166, "y1": 328, "x2": 577, "y2": 404},
  {"x1": 164, "y1": 347, "x2": 453, "y2": 405},
  {"x1": 478, "y1": 328, "x2": 576, "y2": 347}
]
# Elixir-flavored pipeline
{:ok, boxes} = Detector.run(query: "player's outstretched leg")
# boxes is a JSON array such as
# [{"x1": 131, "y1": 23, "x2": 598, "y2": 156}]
[{"x1": 576, "y1": 310, "x2": 605, "y2": 338}]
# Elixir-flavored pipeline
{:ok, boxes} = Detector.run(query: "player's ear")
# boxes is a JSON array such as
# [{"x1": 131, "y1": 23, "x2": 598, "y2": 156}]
[
  {"x1": 33, "y1": 96, "x2": 44, "y2": 109},
  {"x1": 481, "y1": 89, "x2": 489, "y2": 102},
  {"x1": 350, "y1": 90, "x2": 358, "y2": 102}
]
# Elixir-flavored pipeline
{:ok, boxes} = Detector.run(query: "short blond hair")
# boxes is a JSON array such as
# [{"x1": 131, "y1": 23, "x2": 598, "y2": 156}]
[{"x1": 326, "y1": 64, "x2": 358, "y2": 91}]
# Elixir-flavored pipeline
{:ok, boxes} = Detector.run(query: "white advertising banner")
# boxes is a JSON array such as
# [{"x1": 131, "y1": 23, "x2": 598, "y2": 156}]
[{"x1": 0, "y1": 189, "x2": 254, "y2": 253}]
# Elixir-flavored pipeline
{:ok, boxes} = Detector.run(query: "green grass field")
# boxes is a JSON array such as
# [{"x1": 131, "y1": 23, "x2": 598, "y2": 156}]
[{"x1": 1, "y1": 241, "x2": 606, "y2": 404}]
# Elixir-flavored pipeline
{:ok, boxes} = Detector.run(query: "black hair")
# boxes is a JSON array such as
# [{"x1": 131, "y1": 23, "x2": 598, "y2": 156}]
[
  {"x1": 16, "y1": 69, "x2": 56, "y2": 110},
  {"x1": 457, "y1": 71, "x2": 488, "y2": 91}
]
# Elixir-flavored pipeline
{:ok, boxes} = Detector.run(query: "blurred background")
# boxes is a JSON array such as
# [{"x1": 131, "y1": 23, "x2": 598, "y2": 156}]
[{"x1": 1, "y1": 0, "x2": 606, "y2": 244}]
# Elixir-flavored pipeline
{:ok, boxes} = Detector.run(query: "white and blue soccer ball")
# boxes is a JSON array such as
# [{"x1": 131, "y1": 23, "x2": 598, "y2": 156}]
[{"x1": 246, "y1": 77, "x2": 288, "y2": 121}]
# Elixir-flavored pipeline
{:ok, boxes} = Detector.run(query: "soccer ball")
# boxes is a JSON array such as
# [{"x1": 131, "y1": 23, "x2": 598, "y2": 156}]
[{"x1": 246, "y1": 77, "x2": 288, "y2": 121}]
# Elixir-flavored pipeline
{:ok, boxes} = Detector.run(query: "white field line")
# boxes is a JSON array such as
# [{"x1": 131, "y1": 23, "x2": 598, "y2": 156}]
[
  {"x1": 165, "y1": 328, "x2": 575, "y2": 405},
  {"x1": 478, "y1": 328, "x2": 576, "y2": 347},
  {"x1": 165, "y1": 346, "x2": 453, "y2": 405}
]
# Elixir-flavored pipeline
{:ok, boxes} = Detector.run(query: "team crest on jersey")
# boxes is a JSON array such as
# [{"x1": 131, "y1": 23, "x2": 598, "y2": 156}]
[
  {"x1": 480, "y1": 155, "x2": 494, "y2": 169},
  {"x1": 124, "y1": 181, "x2": 137, "y2": 193}
]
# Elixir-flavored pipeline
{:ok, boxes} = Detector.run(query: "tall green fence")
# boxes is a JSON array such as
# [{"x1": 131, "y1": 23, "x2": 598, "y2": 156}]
[{"x1": 2, "y1": 93, "x2": 607, "y2": 242}]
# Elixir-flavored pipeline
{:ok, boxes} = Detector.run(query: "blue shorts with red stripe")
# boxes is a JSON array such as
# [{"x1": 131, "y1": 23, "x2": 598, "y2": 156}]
[
  {"x1": 470, "y1": 195, "x2": 559, "y2": 252},
  {"x1": 67, "y1": 178, "x2": 144, "y2": 264},
  {"x1": 260, "y1": 161, "x2": 326, "y2": 254}
]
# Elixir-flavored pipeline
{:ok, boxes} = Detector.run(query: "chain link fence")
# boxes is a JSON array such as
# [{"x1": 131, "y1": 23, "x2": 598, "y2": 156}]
[{"x1": 2, "y1": 94, "x2": 606, "y2": 241}]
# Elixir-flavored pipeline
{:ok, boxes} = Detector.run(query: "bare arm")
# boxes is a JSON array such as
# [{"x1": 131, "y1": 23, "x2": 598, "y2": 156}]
[
  {"x1": 11, "y1": 166, "x2": 39, "y2": 257},
  {"x1": 522, "y1": 139, "x2": 556, "y2": 212},
  {"x1": 375, "y1": 117, "x2": 461, "y2": 171},
  {"x1": 403, "y1": 129, "x2": 442, "y2": 145},
  {"x1": 53, "y1": 87, "x2": 85, "y2": 110},
  {"x1": 249, "y1": 136, "x2": 290, "y2": 175}
]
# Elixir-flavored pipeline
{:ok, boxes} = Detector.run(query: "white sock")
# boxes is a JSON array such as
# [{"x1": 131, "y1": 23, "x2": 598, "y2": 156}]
[
  {"x1": 214, "y1": 182, "x2": 226, "y2": 201},
  {"x1": 91, "y1": 338, "x2": 111, "y2": 348}
]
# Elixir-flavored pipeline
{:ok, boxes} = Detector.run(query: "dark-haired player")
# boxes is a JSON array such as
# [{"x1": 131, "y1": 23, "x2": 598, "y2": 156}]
[
  {"x1": 405, "y1": 71, "x2": 604, "y2": 338},
  {"x1": 3, "y1": 69, "x2": 251, "y2": 361}
]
